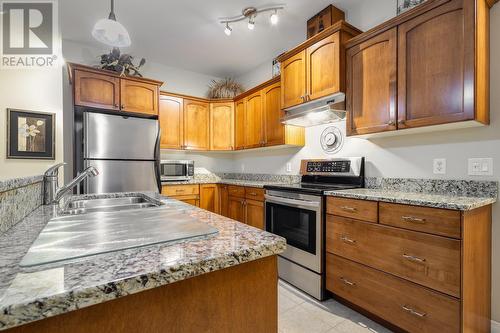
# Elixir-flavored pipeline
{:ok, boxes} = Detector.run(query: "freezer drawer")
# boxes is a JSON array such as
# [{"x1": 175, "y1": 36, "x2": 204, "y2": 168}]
[
  {"x1": 84, "y1": 112, "x2": 158, "y2": 160},
  {"x1": 84, "y1": 160, "x2": 159, "y2": 194}
]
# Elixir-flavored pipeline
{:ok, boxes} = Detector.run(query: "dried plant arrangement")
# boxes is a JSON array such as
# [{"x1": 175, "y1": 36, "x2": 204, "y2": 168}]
[
  {"x1": 98, "y1": 47, "x2": 146, "y2": 77},
  {"x1": 207, "y1": 78, "x2": 244, "y2": 99}
]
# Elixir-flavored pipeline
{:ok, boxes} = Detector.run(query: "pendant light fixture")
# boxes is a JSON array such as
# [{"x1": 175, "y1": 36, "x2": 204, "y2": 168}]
[
  {"x1": 92, "y1": 0, "x2": 131, "y2": 47},
  {"x1": 220, "y1": 4, "x2": 284, "y2": 35}
]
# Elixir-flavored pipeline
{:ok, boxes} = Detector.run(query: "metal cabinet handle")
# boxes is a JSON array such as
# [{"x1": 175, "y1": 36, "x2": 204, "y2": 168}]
[
  {"x1": 402, "y1": 305, "x2": 426, "y2": 318},
  {"x1": 340, "y1": 206, "x2": 357, "y2": 212},
  {"x1": 121, "y1": 104, "x2": 125, "y2": 109},
  {"x1": 341, "y1": 235, "x2": 356, "y2": 245},
  {"x1": 114, "y1": 103, "x2": 119, "y2": 108},
  {"x1": 340, "y1": 277, "x2": 356, "y2": 286},
  {"x1": 403, "y1": 253, "x2": 426, "y2": 264},
  {"x1": 388, "y1": 120, "x2": 396, "y2": 126},
  {"x1": 401, "y1": 216, "x2": 426, "y2": 224},
  {"x1": 249, "y1": 192, "x2": 257, "y2": 196}
]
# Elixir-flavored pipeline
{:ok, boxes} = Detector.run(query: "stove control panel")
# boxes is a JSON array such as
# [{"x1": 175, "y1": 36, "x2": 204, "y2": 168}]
[
  {"x1": 301, "y1": 158, "x2": 364, "y2": 177},
  {"x1": 306, "y1": 161, "x2": 351, "y2": 173}
]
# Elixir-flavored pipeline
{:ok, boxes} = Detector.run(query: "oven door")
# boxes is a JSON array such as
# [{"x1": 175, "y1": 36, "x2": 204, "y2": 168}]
[
  {"x1": 160, "y1": 161, "x2": 193, "y2": 181},
  {"x1": 265, "y1": 191, "x2": 322, "y2": 273}
]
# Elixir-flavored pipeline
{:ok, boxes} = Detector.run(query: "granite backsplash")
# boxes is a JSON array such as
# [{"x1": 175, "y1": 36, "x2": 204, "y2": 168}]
[{"x1": 0, "y1": 176, "x2": 43, "y2": 235}]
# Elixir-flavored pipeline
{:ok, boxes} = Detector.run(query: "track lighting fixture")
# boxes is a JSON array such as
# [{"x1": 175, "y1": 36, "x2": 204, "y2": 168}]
[{"x1": 220, "y1": 5, "x2": 284, "y2": 35}]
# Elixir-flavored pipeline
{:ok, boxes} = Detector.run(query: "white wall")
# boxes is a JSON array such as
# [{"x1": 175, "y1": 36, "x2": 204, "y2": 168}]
[
  {"x1": 0, "y1": 19, "x2": 64, "y2": 181},
  {"x1": 234, "y1": 3, "x2": 500, "y2": 322}
]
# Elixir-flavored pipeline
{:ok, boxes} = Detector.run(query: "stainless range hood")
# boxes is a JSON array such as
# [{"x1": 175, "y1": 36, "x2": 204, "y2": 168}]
[{"x1": 281, "y1": 92, "x2": 346, "y2": 127}]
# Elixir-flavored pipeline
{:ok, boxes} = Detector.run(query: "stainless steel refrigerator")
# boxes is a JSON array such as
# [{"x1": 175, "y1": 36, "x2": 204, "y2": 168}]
[{"x1": 82, "y1": 112, "x2": 161, "y2": 194}]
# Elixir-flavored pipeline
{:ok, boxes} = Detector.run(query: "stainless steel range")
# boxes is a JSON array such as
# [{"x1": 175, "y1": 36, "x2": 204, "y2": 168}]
[{"x1": 264, "y1": 157, "x2": 365, "y2": 300}]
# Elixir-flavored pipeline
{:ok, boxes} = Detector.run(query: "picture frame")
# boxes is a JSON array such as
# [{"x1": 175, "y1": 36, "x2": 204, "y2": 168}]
[
  {"x1": 7, "y1": 109, "x2": 55, "y2": 160},
  {"x1": 397, "y1": 0, "x2": 427, "y2": 14}
]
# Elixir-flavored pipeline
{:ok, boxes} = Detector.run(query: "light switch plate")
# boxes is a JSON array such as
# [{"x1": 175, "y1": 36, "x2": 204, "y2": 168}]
[
  {"x1": 468, "y1": 158, "x2": 493, "y2": 176},
  {"x1": 433, "y1": 158, "x2": 446, "y2": 174},
  {"x1": 286, "y1": 163, "x2": 292, "y2": 173}
]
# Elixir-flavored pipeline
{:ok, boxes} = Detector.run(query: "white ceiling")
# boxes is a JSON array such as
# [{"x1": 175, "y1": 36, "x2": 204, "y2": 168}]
[{"x1": 60, "y1": 0, "x2": 367, "y2": 78}]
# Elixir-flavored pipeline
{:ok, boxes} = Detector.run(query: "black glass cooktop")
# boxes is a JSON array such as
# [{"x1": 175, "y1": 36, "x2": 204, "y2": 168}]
[{"x1": 264, "y1": 182, "x2": 361, "y2": 195}]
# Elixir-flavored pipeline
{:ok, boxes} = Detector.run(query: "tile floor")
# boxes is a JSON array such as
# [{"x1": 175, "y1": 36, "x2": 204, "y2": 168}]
[{"x1": 278, "y1": 280, "x2": 394, "y2": 333}]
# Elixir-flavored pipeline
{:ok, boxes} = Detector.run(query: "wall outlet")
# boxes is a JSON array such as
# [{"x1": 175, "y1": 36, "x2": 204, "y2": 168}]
[
  {"x1": 433, "y1": 158, "x2": 446, "y2": 174},
  {"x1": 286, "y1": 163, "x2": 292, "y2": 173},
  {"x1": 468, "y1": 158, "x2": 493, "y2": 176}
]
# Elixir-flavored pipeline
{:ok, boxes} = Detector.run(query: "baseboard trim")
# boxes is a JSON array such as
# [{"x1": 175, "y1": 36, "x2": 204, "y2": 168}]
[{"x1": 492, "y1": 320, "x2": 500, "y2": 333}]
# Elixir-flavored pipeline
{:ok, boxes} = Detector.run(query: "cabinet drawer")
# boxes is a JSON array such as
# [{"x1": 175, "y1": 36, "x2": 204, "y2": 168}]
[
  {"x1": 327, "y1": 197, "x2": 378, "y2": 223},
  {"x1": 162, "y1": 184, "x2": 199, "y2": 196},
  {"x1": 380, "y1": 203, "x2": 461, "y2": 239},
  {"x1": 326, "y1": 254, "x2": 460, "y2": 333},
  {"x1": 326, "y1": 215, "x2": 461, "y2": 297},
  {"x1": 228, "y1": 185, "x2": 245, "y2": 198},
  {"x1": 245, "y1": 187, "x2": 265, "y2": 201}
]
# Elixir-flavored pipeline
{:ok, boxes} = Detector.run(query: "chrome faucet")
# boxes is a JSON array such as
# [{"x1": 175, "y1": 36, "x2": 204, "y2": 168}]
[{"x1": 43, "y1": 163, "x2": 99, "y2": 205}]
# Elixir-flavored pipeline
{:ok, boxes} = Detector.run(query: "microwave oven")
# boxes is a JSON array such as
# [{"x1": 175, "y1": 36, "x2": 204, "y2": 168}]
[{"x1": 160, "y1": 160, "x2": 194, "y2": 181}]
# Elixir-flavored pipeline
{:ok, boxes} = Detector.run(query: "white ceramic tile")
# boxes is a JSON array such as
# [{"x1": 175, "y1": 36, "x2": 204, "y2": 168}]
[{"x1": 279, "y1": 305, "x2": 335, "y2": 333}]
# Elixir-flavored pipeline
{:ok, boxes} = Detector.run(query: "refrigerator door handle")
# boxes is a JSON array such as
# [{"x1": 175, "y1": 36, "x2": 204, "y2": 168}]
[{"x1": 154, "y1": 127, "x2": 162, "y2": 193}]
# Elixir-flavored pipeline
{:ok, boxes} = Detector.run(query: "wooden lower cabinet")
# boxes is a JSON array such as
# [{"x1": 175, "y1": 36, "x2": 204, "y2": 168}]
[
  {"x1": 325, "y1": 196, "x2": 492, "y2": 333},
  {"x1": 218, "y1": 184, "x2": 230, "y2": 218},
  {"x1": 199, "y1": 184, "x2": 219, "y2": 214},
  {"x1": 245, "y1": 199, "x2": 264, "y2": 230},
  {"x1": 175, "y1": 195, "x2": 200, "y2": 207},
  {"x1": 327, "y1": 254, "x2": 460, "y2": 333},
  {"x1": 228, "y1": 196, "x2": 246, "y2": 223}
]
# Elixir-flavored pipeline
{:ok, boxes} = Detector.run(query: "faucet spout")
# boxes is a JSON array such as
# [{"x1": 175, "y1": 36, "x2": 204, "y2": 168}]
[{"x1": 53, "y1": 166, "x2": 99, "y2": 203}]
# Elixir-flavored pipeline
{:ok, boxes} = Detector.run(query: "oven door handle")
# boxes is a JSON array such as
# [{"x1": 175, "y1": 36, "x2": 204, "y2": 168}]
[{"x1": 265, "y1": 195, "x2": 321, "y2": 210}]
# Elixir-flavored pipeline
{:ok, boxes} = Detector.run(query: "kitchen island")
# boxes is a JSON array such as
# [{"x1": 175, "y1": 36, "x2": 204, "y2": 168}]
[{"x1": 0, "y1": 193, "x2": 286, "y2": 332}]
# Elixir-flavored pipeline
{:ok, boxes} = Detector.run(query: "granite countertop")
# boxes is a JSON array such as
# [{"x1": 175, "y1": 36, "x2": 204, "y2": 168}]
[
  {"x1": 326, "y1": 188, "x2": 497, "y2": 211},
  {"x1": 0, "y1": 193, "x2": 286, "y2": 331}
]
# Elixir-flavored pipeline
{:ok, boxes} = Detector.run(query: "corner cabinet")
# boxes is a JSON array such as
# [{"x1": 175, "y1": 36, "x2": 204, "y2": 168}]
[
  {"x1": 278, "y1": 22, "x2": 361, "y2": 109},
  {"x1": 234, "y1": 99, "x2": 246, "y2": 150},
  {"x1": 346, "y1": 0, "x2": 491, "y2": 137},
  {"x1": 69, "y1": 63, "x2": 162, "y2": 116},
  {"x1": 159, "y1": 94, "x2": 183, "y2": 149},
  {"x1": 183, "y1": 99, "x2": 210, "y2": 150},
  {"x1": 210, "y1": 101, "x2": 234, "y2": 151}
]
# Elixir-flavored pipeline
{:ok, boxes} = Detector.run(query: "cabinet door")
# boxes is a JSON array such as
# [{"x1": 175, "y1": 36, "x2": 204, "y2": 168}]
[
  {"x1": 159, "y1": 95, "x2": 183, "y2": 149},
  {"x1": 219, "y1": 185, "x2": 230, "y2": 217},
  {"x1": 228, "y1": 197, "x2": 245, "y2": 223},
  {"x1": 281, "y1": 50, "x2": 306, "y2": 109},
  {"x1": 178, "y1": 195, "x2": 200, "y2": 207},
  {"x1": 74, "y1": 70, "x2": 120, "y2": 110},
  {"x1": 245, "y1": 199, "x2": 264, "y2": 230},
  {"x1": 263, "y1": 82, "x2": 285, "y2": 146},
  {"x1": 200, "y1": 184, "x2": 219, "y2": 214},
  {"x1": 234, "y1": 99, "x2": 246, "y2": 150},
  {"x1": 306, "y1": 32, "x2": 341, "y2": 101},
  {"x1": 244, "y1": 91, "x2": 264, "y2": 149},
  {"x1": 183, "y1": 99, "x2": 210, "y2": 150},
  {"x1": 210, "y1": 102, "x2": 234, "y2": 150},
  {"x1": 398, "y1": 0, "x2": 474, "y2": 128},
  {"x1": 120, "y1": 78, "x2": 159, "y2": 115},
  {"x1": 346, "y1": 28, "x2": 398, "y2": 136}
]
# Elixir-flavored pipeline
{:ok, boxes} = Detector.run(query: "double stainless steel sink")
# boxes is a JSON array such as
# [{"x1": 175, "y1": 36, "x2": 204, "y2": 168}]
[{"x1": 62, "y1": 196, "x2": 160, "y2": 215}]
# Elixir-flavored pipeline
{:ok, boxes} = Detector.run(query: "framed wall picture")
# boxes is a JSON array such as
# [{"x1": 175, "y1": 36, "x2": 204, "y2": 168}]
[
  {"x1": 397, "y1": 0, "x2": 427, "y2": 14},
  {"x1": 7, "y1": 109, "x2": 55, "y2": 160}
]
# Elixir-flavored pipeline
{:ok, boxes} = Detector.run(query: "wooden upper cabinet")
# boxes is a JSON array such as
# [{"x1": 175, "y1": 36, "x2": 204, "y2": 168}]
[
  {"x1": 210, "y1": 102, "x2": 234, "y2": 151},
  {"x1": 183, "y1": 99, "x2": 209, "y2": 150},
  {"x1": 244, "y1": 91, "x2": 264, "y2": 149},
  {"x1": 346, "y1": 28, "x2": 398, "y2": 136},
  {"x1": 120, "y1": 78, "x2": 159, "y2": 116},
  {"x1": 234, "y1": 99, "x2": 246, "y2": 150},
  {"x1": 281, "y1": 50, "x2": 307, "y2": 109},
  {"x1": 74, "y1": 69, "x2": 120, "y2": 110},
  {"x1": 159, "y1": 94, "x2": 183, "y2": 149},
  {"x1": 397, "y1": 0, "x2": 474, "y2": 129},
  {"x1": 263, "y1": 82, "x2": 285, "y2": 146},
  {"x1": 306, "y1": 32, "x2": 341, "y2": 101}
]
